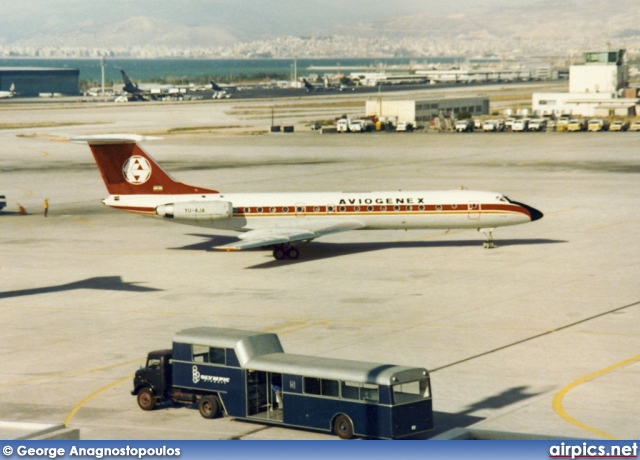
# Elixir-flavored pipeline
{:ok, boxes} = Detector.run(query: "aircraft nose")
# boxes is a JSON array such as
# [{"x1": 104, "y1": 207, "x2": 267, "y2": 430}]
[{"x1": 512, "y1": 201, "x2": 543, "y2": 222}]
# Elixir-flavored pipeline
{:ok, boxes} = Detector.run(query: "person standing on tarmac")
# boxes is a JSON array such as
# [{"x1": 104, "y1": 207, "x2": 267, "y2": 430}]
[{"x1": 43, "y1": 198, "x2": 49, "y2": 217}]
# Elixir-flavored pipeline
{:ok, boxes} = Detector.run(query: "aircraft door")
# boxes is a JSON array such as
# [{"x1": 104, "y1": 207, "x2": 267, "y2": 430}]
[{"x1": 468, "y1": 202, "x2": 480, "y2": 220}]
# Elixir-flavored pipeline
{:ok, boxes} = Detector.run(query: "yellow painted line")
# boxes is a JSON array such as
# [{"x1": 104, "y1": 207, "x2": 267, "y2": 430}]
[
  {"x1": 70, "y1": 217, "x2": 95, "y2": 226},
  {"x1": 586, "y1": 219, "x2": 637, "y2": 233},
  {"x1": 65, "y1": 374, "x2": 133, "y2": 427},
  {"x1": 546, "y1": 206, "x2": 580, "y2": 215},
  {"x1": 552, "y1": 354, "x2": 640, "y2": 439}
]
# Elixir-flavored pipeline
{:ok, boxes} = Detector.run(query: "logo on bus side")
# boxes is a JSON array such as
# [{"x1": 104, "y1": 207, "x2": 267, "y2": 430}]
[
  {"x1": 122, "y1": 156, "x2": 152, "y2": 185},
  {"x1": 192, "y1": 365, "x2": 230, "y2": 384}
]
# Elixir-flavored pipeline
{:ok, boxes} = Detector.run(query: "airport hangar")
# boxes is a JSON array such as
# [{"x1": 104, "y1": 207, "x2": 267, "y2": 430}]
[
  {"x1": 365, "y1": 96, "x2": 490, "y2": 125},
  {"x1": 0, "y1": 67, "x2": 80, "y2": 96}
]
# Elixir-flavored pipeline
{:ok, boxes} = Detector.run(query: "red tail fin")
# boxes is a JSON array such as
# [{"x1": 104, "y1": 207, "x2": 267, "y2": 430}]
[{"x1": 84, "y1": 139, "x2": 217, "y2": 195}]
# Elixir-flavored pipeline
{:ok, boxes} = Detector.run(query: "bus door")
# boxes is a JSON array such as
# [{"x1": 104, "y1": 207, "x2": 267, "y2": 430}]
[
  {"x1": 246, "y1": 371, "x2": 284, "y2": 421},
  {"x1": 246, "y1": 370, "x2": 267, "y2": 416}
]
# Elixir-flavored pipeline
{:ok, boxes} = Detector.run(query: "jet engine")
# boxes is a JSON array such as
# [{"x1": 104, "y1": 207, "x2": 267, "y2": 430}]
[{"x1": 155, "y1": 201, "x2": 233, "y2": 221}]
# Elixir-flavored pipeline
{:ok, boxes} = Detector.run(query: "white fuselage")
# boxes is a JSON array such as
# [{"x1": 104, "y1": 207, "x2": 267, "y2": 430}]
[{"x1": 103, "y1": 189, "x2": 533, "y2": 232}]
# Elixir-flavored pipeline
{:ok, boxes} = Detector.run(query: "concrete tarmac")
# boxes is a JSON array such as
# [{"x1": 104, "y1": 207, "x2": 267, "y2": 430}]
[{"x1": 0, "y1": 97, "x2": 639, "y2": 440}]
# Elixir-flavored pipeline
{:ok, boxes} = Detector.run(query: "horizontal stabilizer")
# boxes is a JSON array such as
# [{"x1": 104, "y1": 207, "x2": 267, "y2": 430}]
[{"x1": 71, "y1": 134, "x2": 163, "y2": 144}]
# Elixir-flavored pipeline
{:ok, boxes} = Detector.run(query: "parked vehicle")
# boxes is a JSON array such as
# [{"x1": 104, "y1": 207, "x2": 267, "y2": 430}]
[
  {"x1": 567, "y1": 119, "x2": 586, "y2": 132},
  {"x1": 587, "y1": 119, "x2": 609, "y2": 132},
  {"x1": 528, "y1": 118, "x2": 547, "y2": 132},
  {"x1": 628, "y1": 120, "x2": 640, "y2": 131},
  {"x1": 504, "y1": 117, "x2": 517, "y2": 131},
  {"x1": 132, "y1": 327, "x2": 434, "y2": 440},
  {"x1": 556, "y1": 115, "x2": 571, "y2": 131},
  {"x1": 511, "y1": 118, "x2": 530, "y2": 132},
  {"x1": 455, "y1": 119, "x2": 474, "y2": 132},
  {"x1": 482, "y1": 119, "x2": 504, "y2": 132},
  {"x1": 0, "y1": 195, "x2": 6, "y2": 211},
  {"x1": 396, "y1": 121, "x2": 414, "y2": 132},
  {"x1": 609, "y1": 121, "x2": 628, "y2": 132}
]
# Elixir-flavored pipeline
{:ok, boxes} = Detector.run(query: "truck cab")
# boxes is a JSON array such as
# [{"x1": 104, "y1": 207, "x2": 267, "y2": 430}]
[{"x1": 132, "y1": 349, "x2": 173, "y2": 410}]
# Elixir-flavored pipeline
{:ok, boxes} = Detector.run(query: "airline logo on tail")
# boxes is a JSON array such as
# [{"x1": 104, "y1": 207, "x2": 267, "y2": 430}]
[{"x1": 123, "y1": 156, "x2": 152, "y2": 185}]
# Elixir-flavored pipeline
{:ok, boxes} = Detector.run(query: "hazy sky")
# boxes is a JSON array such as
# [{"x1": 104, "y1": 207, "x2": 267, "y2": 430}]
[{"x1": 1, "y1": 0, "x2": 546, "y2": 43}]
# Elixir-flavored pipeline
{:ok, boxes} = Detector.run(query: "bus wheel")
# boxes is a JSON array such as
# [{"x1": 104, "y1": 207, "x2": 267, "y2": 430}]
[
  {"x1": 333, "y1": 414, "x2": 354, "y2": 440},
  {"x1": 137, "y1": 388, "x2": 156, "y2": 411},
  {"x1": 198, "y1": 396, "x2": 220, "y2": 419}
]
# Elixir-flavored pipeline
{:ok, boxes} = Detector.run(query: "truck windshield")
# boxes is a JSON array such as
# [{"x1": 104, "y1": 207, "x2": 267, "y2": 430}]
[{"x1": 392, "y1": 378, "x2": 430, "y2": 404}]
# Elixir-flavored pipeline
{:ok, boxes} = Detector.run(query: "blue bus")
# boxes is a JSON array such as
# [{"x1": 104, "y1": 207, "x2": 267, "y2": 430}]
[{"x1": 132, "y1": 327, "x2": 433, "y2": 439}]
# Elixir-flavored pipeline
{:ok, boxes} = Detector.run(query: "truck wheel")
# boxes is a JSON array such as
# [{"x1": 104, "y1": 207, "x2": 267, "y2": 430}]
[
  {"x1": 137, "y1": 388, "x2": 156, "y2": 411},
  {"x1": 198, "y1": 396, "x2": 220, "y2": 419},
  {"x1": 333, "y1": 414, "x2": 354, "y2": 439}
]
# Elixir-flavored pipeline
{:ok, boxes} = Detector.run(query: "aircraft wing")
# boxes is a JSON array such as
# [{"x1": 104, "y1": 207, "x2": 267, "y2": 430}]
[{"x1": 214, "y1": 221, "x2": 365, "y2": 251}]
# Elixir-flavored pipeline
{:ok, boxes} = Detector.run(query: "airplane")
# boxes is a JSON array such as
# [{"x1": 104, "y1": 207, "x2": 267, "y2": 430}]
[
  {"x1": 210, "y1": 81, "x2": 232, "y2": 99},
  {"x1": 302, "y1": 78, "x2": 335, "y2": 92},
  {"x1": 119, "y1": 70, "x2": 177, "y2": 101},
  {"x1": 73, "y1": 135, "x2": 543, "y2": 260},
  {"x1": 0, "y1": 83, "x2": 16, "y2": 99}
]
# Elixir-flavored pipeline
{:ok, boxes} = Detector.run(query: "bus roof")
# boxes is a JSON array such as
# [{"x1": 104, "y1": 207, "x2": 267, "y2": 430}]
[
  {"x1": 174, "y1": 327, "x2": 284, "y2": 365},
  {"x1": 247, "y1": 352, "x2": 427, "y2": 386},
  {"x1": 174, "y1": 327, "x2": 428, "y2": 386}
]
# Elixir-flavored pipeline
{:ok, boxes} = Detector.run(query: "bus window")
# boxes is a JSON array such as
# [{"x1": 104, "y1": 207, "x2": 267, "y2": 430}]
[
  {"x1": 361, "y1": 383, "x2": 379, "y2": 402},
  {"x1": 192, "y1": 344, "x2": 208, "y2": 362},
  {"x1": 340, "y1": 381, "x2": 379, "y2": 402},
  {"x1": 209, "y1": 347, "x2": 225, "y2": 365},
  {"x1": 303, "y1": 377, "x2": 321, "y2": 395},
  {"x1": 392, "y1": 379, "x2": 430, "y2": 404},
  {"x1": 341, "y1": 381, "x2": 360, "y2": 400},
  {"x1": 321, "y1": 379, "x2": 339, "y2": 397}
]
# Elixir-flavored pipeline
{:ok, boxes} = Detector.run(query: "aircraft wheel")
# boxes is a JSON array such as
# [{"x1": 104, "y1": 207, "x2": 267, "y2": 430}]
[
  {"x1": 273, "y1": 246, "x2": 286, "y2": 260},
  {"x1": 285, "y1": 247, "x2": 299, "y2": 260}
]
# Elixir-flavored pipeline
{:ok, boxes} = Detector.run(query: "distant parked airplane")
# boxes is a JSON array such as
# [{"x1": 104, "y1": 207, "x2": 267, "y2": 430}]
[
  {"x1": 0, "y1": 83, "x2": 16, "y2": 99},
  {"x1": 119, "y1": 70, "x2": 177, "y2": 101},
  {"x1": 73, "y1": 135, "x2": 543, "y2": 260}
]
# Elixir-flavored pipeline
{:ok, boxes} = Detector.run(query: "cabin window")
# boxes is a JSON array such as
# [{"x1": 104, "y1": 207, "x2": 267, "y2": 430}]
[
  {"x1": 393, "y1": 379, "x2": 430, "y2": 404},
  {"x1": 209, "y1": 347, "x2": 226, "y2": 365},
  {"x1": 192, "y1": 345, "x2": 225, "y2": 364},
  {"x1": 303, "y1": 377, "x2": 340, "y2": 397},
  {"x1": 340, "y1": 381, "x2": 379, "y2": 402},
  {"x1": 303, "y1": 377, "x2": 321, "y2": 395},
  {"x1": 322, "y1": 379, "x2": 340, "y2": 397},
  {"x1": 192, "y1": 344, "x2": 209, "y2": 362}
]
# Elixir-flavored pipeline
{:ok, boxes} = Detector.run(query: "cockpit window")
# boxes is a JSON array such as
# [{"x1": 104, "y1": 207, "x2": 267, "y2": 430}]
[{"x1": 498, "y1": 195, "x2": 511, "y2": 203}]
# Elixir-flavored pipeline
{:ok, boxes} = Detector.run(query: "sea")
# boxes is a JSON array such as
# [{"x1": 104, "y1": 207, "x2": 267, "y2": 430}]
[{"x1": 0, "y1": 57, "x2": 473, "y2": 84}]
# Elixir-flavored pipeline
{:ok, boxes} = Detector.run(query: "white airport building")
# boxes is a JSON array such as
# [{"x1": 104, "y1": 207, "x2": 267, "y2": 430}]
[
  {"x1": 366, "y1": 97, "x2": 489, "y2": 126},
  {"x1": 532, "y1": 50, "x2": 639, "y2": 117}
]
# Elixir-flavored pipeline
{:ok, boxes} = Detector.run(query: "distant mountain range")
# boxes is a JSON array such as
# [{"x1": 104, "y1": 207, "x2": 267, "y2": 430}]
[{"x1": 5, "y1": 0, "x2": 639, "y2": 57}]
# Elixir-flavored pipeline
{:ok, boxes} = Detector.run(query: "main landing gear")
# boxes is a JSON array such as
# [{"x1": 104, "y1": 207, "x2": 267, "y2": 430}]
[
  {"x1": 272, "y1": 244, "x2": 299, "y2": 260},
  {"x1": 479, "y1": 228, "x2": 497, "y2": 249}
]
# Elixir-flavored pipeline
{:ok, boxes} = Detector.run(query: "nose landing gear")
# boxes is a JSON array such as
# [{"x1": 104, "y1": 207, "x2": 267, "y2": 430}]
[
  {"x1": 479, "y1": 228, "x2": 497, "y2": 249},
  {"x1": 272, "y1": 244, "x2": 299, "y2": 260}
]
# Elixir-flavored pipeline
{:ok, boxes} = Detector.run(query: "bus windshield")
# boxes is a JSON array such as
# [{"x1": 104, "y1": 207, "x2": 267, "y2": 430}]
[{"x1": 392, "y1": 379, "x2": 430, "y2": 404}]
